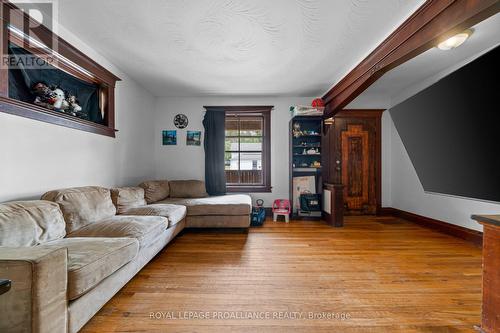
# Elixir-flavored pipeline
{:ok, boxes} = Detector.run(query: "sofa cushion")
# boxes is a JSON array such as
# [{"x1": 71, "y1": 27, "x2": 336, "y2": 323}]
[
  {"x1": 42, "y1": 186, "x2": 116, "y2": 234},
  {"x1": 67, "y1": 215, "x2": 168, "y2": 246},
  {"x1": 0, "y1": 200, "x2": 66, "y2": 246},
  {"x1": 111, "y1": 187, "x2": 146, "y2": 214},
  {"x1": 169, "y1": 180, "x2": 208, "y2": 198},
  {"x1": 138, "y1": 180, "x2": 170, "y2": 204},
  {"x1": 45, "y1": 237, "x2": 139, "y2": 300},
  {"x1": 120, "y1": 204, "x2": 186, "y2": 227},
  {"x1": 158, "y1": 194, "x2": 251, "y2": 216}
]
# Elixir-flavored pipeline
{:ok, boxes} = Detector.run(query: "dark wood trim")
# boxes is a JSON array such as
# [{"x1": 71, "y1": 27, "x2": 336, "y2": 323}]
[
  {"x1": 206, "y1": 105, "x2": 273, "y2": 193},
  {"x1": 0, "y1": 97, "x2": 117, "y2": 137},
  {"x1": 337, "y1": 109, "x2": 384, "y2": 214},
  {"x1": 471, "y1": 214, "x2": 500, "y2": 227},
  {"x1": 0, "y1": 5, "x2": 7, "y2": 98},
  {"x1": 322, "y1": 0, "x2": 500, "y2": 116},
  {"x1": 382, "y1": 207, "x2": 483, "y2": 246},
  {"x1": 227, "y1": 186, "x2": 272, "y2": 193},
  {"x1": 0, "y1": 1, "x2": 120, "y2": 137},
  {"x1": 323, "y1": 183, "x2": 344, "y2": 227},
  {"x1": 334, "y1": 109, "x2": 385, "y2": 118},
  {"x1": 2, "y1": 1, "x2": 120, "y2": 84},
  {"x1": 204, "y1": 106, "x2": 274, "y2": 113},
  {"x1": 471, "y1": 215, "x2": 500, "y2": 333}
]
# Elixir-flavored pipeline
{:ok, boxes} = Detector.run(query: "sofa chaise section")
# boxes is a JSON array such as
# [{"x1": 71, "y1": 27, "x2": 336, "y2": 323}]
[{"x1": 138, "y1": 180, "x2": 252, "y2": 228}]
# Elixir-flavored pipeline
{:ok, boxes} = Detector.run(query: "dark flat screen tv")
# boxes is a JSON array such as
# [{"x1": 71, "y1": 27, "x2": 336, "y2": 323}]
[{"x1": 390, "y1": 45, "x2": 500, "y2": 202}]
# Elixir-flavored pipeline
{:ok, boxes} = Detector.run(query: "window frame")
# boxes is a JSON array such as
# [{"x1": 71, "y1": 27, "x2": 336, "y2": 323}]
[{"x1": 205, "y1": 105, "x2": 272, "y2": 193}]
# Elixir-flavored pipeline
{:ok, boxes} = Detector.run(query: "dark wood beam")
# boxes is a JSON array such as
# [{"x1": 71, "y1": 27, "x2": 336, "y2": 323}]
[{"x1": 322, "y1": 0, "x2": 500, "y2": 117}]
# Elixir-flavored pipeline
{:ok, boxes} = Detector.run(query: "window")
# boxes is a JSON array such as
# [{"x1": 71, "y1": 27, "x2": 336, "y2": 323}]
[{"x1": 223, "y1": 106, "x2": 272, "y2": 192}]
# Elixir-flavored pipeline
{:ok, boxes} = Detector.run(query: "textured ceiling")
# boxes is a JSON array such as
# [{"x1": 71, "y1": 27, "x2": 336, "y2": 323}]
[{"x1": 56, "y1": 0, "x2": 425, "y2": 97}]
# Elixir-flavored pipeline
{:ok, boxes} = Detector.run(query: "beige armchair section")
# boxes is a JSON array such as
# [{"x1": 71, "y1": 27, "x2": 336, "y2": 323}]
[{"x1": 0, "y1": 247, "x2": 68, "y2": 333}]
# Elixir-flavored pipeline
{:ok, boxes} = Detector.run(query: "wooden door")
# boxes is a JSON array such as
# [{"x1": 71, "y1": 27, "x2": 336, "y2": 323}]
[{"x1": 331, "y1": 110, "x2": 382, "y2": 215}]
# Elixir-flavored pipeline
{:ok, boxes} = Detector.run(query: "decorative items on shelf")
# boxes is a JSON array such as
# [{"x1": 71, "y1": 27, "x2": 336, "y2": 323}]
[
  {"x1": 31, "y1": 82, "x2": 86, "y2": 119},
  {"x1": 290, "y1": 115, "x2": 322, "y2": 217},
  {"x1": 290, "y1": 105, "x2": 324, "y2": 117},
  {"x1": 311, "y1": 161, "x2": 321, "y2": 168},
  {"x1": 297, "y1": 141, "x2": 320, "y2": 147},
  {"x1": 292, "y1": 122, "x2": 320, "y2": 138},
  {"x1": 306, "y1": 148, "x2": 319, "y2": 155},
  {"x1": 292, "y1": 122, "x2": 302, "y2": 138}
]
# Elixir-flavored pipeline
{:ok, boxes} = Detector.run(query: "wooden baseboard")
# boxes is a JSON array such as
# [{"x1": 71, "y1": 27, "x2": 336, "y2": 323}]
[{"x1": 381, "y1": 207, "x2": 483, "y2": 246}]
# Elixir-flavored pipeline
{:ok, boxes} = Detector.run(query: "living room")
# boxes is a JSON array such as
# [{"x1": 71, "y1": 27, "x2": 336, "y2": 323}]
[{"x1": 1, "y1": 1, "x2": 499, "y2": 332}]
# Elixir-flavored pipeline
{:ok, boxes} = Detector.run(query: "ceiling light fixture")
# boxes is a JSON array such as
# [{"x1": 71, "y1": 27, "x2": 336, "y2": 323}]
[{"x1": 437, "y1": 29, "x2": 473, "y2": 50}]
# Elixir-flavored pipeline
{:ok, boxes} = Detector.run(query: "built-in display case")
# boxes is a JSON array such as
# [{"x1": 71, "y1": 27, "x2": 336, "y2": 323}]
[
  {"x1": 289, "y1": 115, "x2": 323, "y2": 218},
  {"x1": 0, "y1": 1, "x2": 120, "y2": 137}
]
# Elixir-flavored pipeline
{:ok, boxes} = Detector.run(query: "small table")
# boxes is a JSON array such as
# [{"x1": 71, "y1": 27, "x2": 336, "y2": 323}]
[{"x1": 471, "y1": 215, "x2": 500, "y2": 333}]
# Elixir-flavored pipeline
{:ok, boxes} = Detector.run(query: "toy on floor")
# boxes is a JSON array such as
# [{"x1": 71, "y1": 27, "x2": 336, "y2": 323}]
[
  {"x1": 251, "y1": 199, "x2": 266, "y2": 227},
  {"x1": 272, "y1": 199, "x2": 291, "y2": 223}
]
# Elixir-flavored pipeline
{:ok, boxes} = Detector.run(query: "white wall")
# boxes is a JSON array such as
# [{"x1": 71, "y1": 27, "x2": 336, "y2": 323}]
[
  {"x1": 347, "y1": 53, "x2": 500, "y2": 232},
  {"x1": 153, "y1": 97, "x2": 313, "y2": 206},
  {"x1": 389, "y1": 114, "x2": 500, "y2": 232},
  {"x1": 0, "y1": 25, "x2": 156, "y2": 202}
]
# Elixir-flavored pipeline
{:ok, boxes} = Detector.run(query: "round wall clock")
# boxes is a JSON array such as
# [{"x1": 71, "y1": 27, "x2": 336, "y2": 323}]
[{"x1": 174, "y1": 114, "x2": 188, "y2": 129}]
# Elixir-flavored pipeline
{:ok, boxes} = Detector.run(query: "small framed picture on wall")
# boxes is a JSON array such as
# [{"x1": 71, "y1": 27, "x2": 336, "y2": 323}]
[
  {"x1": 162, "y1": 130, "x2": 177, "y2": 145},
  {"x1": 186, "y1": 131, "x2": 201, "y2": 146}
]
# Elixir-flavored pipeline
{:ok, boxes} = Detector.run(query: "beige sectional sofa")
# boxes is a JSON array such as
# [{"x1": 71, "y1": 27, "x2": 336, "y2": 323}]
[{"x1": 0, "y1": 180, "x2": 251, "y2": 333}]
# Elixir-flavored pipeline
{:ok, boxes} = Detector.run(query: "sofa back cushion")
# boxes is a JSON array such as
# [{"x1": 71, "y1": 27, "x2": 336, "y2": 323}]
[
  {"x1": 0, "y1": 200, "x2": 66, "y2": 246},
  {"x1": 110, "y1": 187, "x2": 146, "y2": 214},
  {"x1": 138, "y1": 180, "x2": 170, "y2": 204},
  {"x1": 42, "y1": 186, "x2": 116, "y2": 234},
  {"x1": 169, "y1": 180, "x2": 208, "y2": 198}
]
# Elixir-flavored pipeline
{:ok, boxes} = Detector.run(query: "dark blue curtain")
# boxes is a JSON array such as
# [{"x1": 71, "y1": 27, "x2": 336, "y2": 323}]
[{"x1": 203, "y1": 109, "x2": 227, "y2": 196}]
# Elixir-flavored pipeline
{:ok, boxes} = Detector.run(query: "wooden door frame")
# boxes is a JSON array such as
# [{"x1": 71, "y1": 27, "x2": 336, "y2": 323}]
[
  {"x1": 335, "y1": 109, "x2": 384, "y2": 214},
  {"x1": 322, "y1": 0, "x2": 500, "y2": 117}
]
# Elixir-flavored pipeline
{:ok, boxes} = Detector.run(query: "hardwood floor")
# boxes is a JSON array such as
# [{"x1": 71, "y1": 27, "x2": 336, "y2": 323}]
[{"x1": 81, "y1": 216, "x2": 482, "y2": 333}]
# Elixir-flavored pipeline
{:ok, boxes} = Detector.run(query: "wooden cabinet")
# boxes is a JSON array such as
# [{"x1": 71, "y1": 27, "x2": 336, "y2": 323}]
[
  {"x1": 471, "y1": 215, "x2": 500, "y2": 333},
  {"x1": 323, "y1": 183, "x2": 344, "y2": 227},
  {"x1": 323, "y1": 110, "x2": 383, "y2": 215},
  {"x1": 289, "y1": 116, "x2": 323, "y2": 218}
]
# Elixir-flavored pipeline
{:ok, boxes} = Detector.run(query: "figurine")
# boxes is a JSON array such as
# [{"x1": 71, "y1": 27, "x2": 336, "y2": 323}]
[
  {"x1": 293, "y1": 122, "x2": 303, "y2": 138},
  {"x1": 64, "y1": 94, "x2": 83, "y2": 116},
  {"x1": 311, "y1": 161, "x2": 321, "y2": 168},
  {"x1": 52, "y1": 88, "x2": 69, "y2": 111},
  {"x1": 31, "y1": 82, "x2": 85, "y2": 118},
  {"x1": 32, "y1": 82, "x2": 57, "y2": 110}
]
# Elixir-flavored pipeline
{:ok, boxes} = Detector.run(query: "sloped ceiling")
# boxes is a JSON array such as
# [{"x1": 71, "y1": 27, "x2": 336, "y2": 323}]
[
  {"x1": 351, "y1": 12, "x2": 500, "y2": 107},
  {"x1": 57, "y1": 0, "x2": 425, "y2": 97}
]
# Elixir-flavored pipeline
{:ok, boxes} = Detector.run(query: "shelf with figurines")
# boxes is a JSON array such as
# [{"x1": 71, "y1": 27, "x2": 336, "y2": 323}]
[{"x1": 0, "y1": 2, "x2": 120, "y2": 137}]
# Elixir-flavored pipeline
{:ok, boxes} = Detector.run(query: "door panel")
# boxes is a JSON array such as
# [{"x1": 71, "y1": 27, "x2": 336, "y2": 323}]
[
  {"x1": 342, "y1": 125, "x2": 370, "y2": 212},
  {"x1": 331, "y1": 112, "x2": 381, "y2": 215}
]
